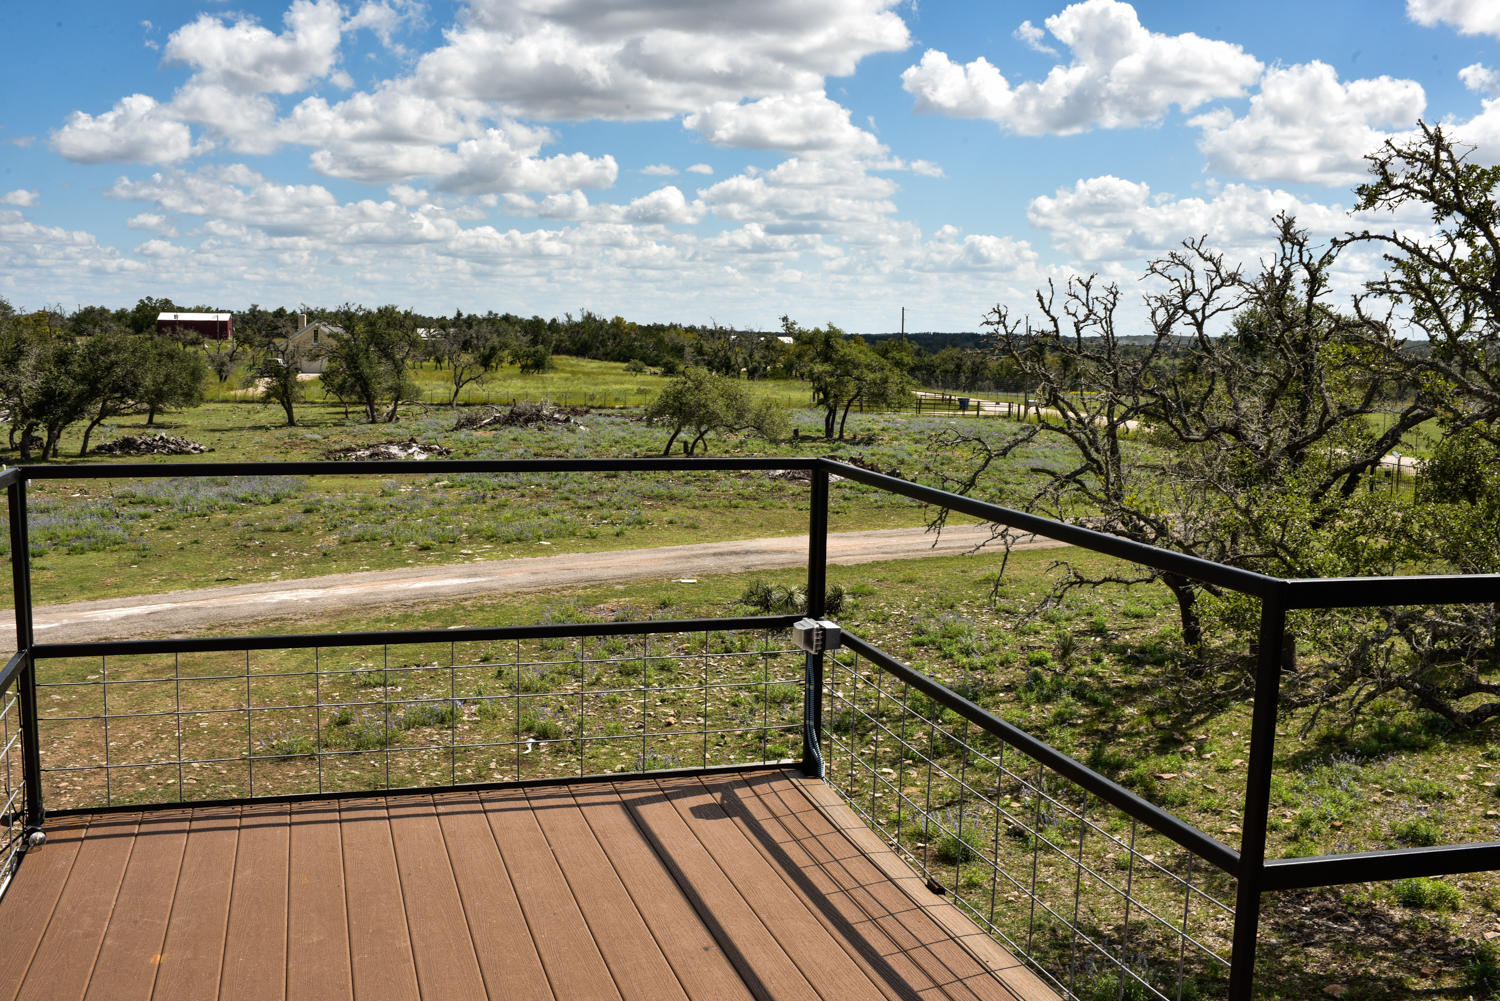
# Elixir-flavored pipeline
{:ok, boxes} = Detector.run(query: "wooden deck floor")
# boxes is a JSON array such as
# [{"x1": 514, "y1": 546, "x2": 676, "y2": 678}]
[{"x1": 0, "y1": 768, "x2": 1054, "y2": 1001}]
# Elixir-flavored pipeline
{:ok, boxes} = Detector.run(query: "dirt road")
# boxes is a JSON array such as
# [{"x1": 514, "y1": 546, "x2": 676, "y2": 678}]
[{"x1": 11, "y1": 524, "x2": 1065, "y2": 646}]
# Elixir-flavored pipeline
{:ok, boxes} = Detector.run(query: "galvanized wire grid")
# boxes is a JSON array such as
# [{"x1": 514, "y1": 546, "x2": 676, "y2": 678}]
[
  {"x1": 822, "y1": 646, "x2": 1235, "y2": 1001},
  {"x1": 0, "y1": 686, "x2": 25, "y2": 886},
  {"x1": 33, "y1": 627, "x2": 803, "y2": 811}
]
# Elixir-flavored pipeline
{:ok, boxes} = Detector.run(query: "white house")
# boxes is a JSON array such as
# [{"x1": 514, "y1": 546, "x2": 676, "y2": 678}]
[{"x1": 280, "y1": 313, "x2": 343, "y2": 374}]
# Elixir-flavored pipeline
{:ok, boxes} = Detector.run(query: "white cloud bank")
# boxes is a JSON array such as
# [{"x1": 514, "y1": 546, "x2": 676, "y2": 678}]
[
  {"x1": 1192, "y1": 62, "x2": 1426, "y2": 187},
  {"x1": 901, "y1": 0, "x2": 1262, "y2": 134},
  {"x1": 1407, "y1": 0, "x2": 1500, "y2": 38}
]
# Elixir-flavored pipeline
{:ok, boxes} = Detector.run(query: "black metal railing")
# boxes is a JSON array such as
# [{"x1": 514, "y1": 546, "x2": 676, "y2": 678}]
[{"x1": 2, "y1": 456, "x2": 1498, "y2": 1001}]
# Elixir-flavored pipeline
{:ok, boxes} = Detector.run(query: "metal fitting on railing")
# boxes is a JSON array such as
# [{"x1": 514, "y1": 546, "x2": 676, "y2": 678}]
[{"x1": 792, "y1": 618, "x2": 842, "y2": 655}]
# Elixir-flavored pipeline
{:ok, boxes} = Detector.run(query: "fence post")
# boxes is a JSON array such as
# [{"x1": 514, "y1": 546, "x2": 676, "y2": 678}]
[
  {"x1": 1228, "y1": 586, "x2": 1288, "y2": 1001},
  {"x1": 6, "y1": 480, "x2": 42, "y2": 830},
  {"x1": 801, "y1": 464, "x2": 829, "y2": 778}
]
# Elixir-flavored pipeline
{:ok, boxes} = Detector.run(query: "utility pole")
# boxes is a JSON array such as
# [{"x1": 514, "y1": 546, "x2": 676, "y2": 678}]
[{"x1": 900, "y1": 306, "x2": 905, "y2": 343}]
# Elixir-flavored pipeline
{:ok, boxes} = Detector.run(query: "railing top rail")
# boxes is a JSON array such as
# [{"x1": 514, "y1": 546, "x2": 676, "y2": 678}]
[
  {"x1": 820, "y1": 459, "x2": 1284, "y2": 599},
  {"x1": 0, "y1": 467, "x2": 21, "y2": 491},
  {"x1": 12, "y1": 457, "x2": 820, "y2": 480},
  {"x1": 841, "y1": 632, "x2": 1243, "y2": 875},
  {"x1": 1285, "y1": 573, "x2": 1500, "y2": 608},
  {"x1": 0, "y1": 652, "x2": 24, "y2": 695},
  {"x1": 31, "y1": 613, "x2": 803, "y2": 660},
  {"x1": 1262, "y1": 841, "x2": 1500, "y2": 890}
]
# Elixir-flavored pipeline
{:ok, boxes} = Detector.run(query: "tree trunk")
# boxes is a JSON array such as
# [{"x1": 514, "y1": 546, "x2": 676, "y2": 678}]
[
  {"x1": 146, "y1": 404, "x2": 158, "y2": 426},
  {"x1": 837, "y1": 393, "x2": 861, "y2": 439},
  {"x1": 660, "y1": 427, "x2": 681, "y2": 456},
  {"x1": 280, "y1": 397, "x2": 296, "y2": 427},
  {"x1": 1165, "y1": 575, "x2": 1205, "y2": 671},
  {"x1": 79, "y1": 414, "x2": 107, "y2": 456}
]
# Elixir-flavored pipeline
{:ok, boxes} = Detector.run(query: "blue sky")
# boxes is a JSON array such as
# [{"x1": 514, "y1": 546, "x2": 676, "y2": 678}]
[{"x1": 2, "y1": 0, "x2": 1498, "y2": 332}]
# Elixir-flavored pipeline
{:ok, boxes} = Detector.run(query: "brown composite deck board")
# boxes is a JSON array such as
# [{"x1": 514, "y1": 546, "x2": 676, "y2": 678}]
[
  {"x1": 706, "y1": 772, "x2": 978, "y2": 1001},
  {"x1": 285, "y1": 801, "x2": 352, "y2": 1001},
  {"x1": 15, "y1": 814, "x2": 135, "y2": 1001},
  {"x1": 0, "y1": 815, "x2": 86, "y2": 999},
  {"x1": 338, "y1": 797, "x2": 419, "y2": 1001},
  {"x1": 524, "y1": 785, "x2": 691, "y2": 1001},
  {"x1": 613, "y1": 777, "x2": 826, "y2": 1001},
  {"x1": 0, "y1": 770, "x2": 1057, "y2": 1001},
  {"x1": 567, "y1": 783, "x2": 755, "y2": 1001},
  {"x1": 220, "y1": 800, "x2": 290, "y2": 1001},
  {"x1": 724, "y1": 771, "x2": 1017, "y2": 1001},
  {"x1": 430, "y1": 791, "x2": 554, "y2": 1000},
  {"x1": 83, "y1": 809, "x2": 191, "y2": 1001},
  {"x1": 653, "y1": 776, "x2": 906, "y2": 1001},
  {"x1": 479, "y1": 785, "x2": 622, "y2": 1001},
  {"x1": 791, "y1": 777, "x2": 1057, "y2": 1001},
  {"x1": 385, "y1": 795, "x2": 489, "y2": 1000},
  {"x1": 150, "y1": 804, "x2": 240, "y2": 1001}
]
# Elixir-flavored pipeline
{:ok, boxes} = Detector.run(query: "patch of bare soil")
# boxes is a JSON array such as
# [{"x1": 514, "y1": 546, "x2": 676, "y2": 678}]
[
  {"x1": 323, "y1": 438, "x2": 452, "y2": 460},
  {"x1": 93, "y1": 433, "x2": 212, "y2": 455},
  {"x1": 453, "y1": 401, "x2": 589, "y2": 431}
]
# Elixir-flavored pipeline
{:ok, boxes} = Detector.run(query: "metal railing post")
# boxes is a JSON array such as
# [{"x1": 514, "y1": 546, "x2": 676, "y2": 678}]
[
  {"x1": 7, "y1": 479, "x2": 42, "y2": 830},
  {"x1": 1228, "y1": 587, "x2": 1287, "y2": 1000},
  {"x1": 802, "y1": 465, "x2": 829, "y2": 777}
]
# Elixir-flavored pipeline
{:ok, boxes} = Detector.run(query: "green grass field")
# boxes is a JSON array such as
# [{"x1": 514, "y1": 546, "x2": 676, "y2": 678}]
[
  {"x1": 205, "y1": 354, "x2": 812, "y2": 410},
  {"x1": 0, "y1": 399, "x2": 1082, "y2": 606}
]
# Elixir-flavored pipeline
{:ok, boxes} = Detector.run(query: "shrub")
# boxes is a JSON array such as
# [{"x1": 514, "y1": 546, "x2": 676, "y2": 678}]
[
  {"x1": 1392, "y1": 877, "x2": 1462, "y2": 911},
  {"x1": 1390, "y1": 816, "x2": 1442, "y2": 847},
  {"x1": 933, "y1": 825, "x2": 987, "y2": 865},
  {"x1": 1463, "y1": 940, "x2": 1500, "y2": 1000}
]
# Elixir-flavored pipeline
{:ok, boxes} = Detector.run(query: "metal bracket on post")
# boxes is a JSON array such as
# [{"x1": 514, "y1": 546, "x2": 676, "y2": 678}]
[
  {"x1": 796, "y1": 618, "x2": 840, "y2": 778},
  {"x1": 792, "y1": 618, "x2": 842, "y2": 656}
]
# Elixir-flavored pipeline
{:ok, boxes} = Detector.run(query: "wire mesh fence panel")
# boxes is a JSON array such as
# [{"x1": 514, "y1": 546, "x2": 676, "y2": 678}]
[
  {"x1": 0, "y1": 682, "x2": 26, "y2": 886},
  {"x1": 822, "y1": 643, "x2": 1236, "y2": 1000},
  {"x1": 33, "y1": 624, "x2": 803, "y2": 811}
]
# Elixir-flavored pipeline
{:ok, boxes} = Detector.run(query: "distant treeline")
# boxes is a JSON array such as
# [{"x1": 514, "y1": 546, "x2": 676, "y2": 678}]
[{"x1": 33, "y1": 295, "x2": 1044, "y2": 393}]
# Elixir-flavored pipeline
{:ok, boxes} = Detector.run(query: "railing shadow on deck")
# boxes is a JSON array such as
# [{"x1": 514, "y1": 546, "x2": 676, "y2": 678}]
[{"x1": 1, "y1": 456, "x2": 1498, "y2": 1001}]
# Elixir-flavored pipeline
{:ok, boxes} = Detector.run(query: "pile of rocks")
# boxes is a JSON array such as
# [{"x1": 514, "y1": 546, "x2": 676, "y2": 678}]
[
  {"x1": 323, "y1": 439, "x2": 453, "y2": 461},
  {"x1": 93, "y1": 433, "x2": 212, "y2": 456}
]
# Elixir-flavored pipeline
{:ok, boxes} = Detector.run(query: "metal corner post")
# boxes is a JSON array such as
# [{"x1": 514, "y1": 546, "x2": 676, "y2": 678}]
[
  {"x1": 6, "y1": 479, "x2": 42, "y2": 829},
  {"x1": 1227, "y1": 585, "x2": 1288, "y2": 1000},
  {"x1": 802, "y1": 465, "x2": 829, "y2": 777}
]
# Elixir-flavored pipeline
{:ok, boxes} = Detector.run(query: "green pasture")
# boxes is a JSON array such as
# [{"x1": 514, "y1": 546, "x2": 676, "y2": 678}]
[
  {"x1": 204, "y1": 354, "x2": 812, "y2": 410},
  {"x1": 1, "y1": 404, "x2": 1080, "y2": 605}
]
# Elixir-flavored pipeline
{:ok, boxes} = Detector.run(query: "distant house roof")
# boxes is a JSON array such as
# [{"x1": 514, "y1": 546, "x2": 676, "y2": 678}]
[{"x1": 158, "y1": 312, "x2": 233, "y2": 322}]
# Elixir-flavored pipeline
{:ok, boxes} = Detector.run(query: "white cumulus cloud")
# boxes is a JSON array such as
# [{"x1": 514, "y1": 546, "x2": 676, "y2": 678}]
[
  {"x1": 685, "y1": 91, "x2": 882, "y2": 155},
  {"x1": 1407, "y1": 0, "x2": 1500, "y2": 38},
  {"x1": 1, "y1": 190, "x2": 38, "y2": 207},
  {"x1": 1013, "y1": 20, "x2": 1057, "y2": 55},
  {"x1": 412, "y1": 0, "x2": 911, "y2": 121},
  {"x1": 900, "y1": 0, "x2": 1262, "y2": 135},
  {"x1": 51, "y1": 94, "x2": 205, "y2": 164},
  {"x1": 163, "y1": 0, "x2": 346, "y2": 95},
  {"x1": 1460, "y1": 63, "x2": 1500, "y2": 95},
  {"x1": 1192, "y1": 62, "x2": 1426, "y2": 186}
]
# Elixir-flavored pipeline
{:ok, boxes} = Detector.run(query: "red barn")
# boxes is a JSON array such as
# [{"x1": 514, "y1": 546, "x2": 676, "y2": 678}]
[{"x1": 156, "y1": 311, "x2": 233, "y2": 341}]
